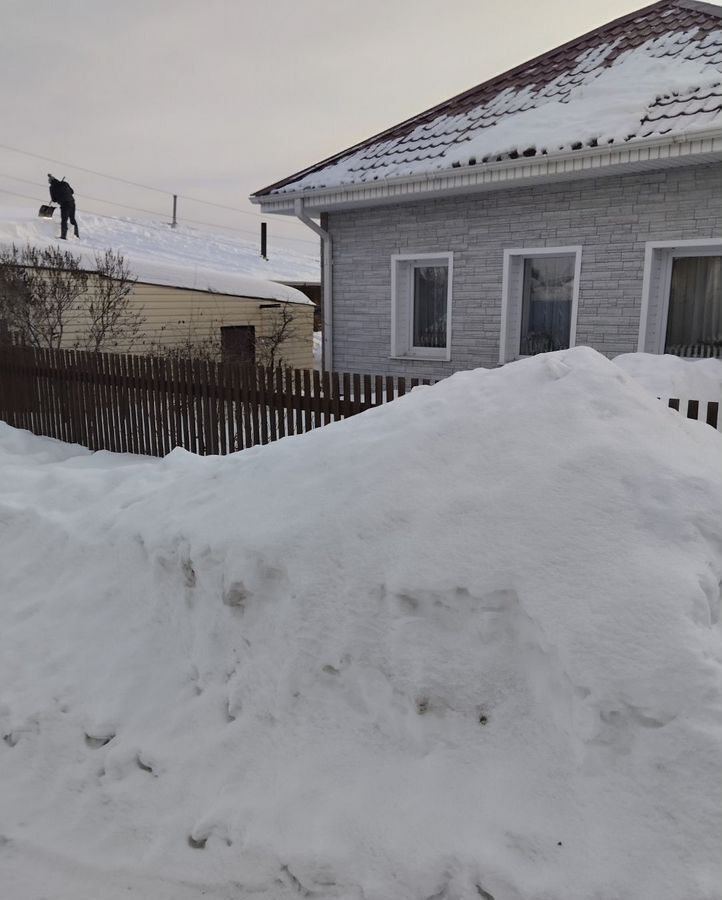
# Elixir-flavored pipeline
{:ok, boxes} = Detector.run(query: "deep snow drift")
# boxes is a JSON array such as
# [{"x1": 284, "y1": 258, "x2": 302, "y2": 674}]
[{"x1": 0, "y1": 348, "x2": 721, "y2": 900}]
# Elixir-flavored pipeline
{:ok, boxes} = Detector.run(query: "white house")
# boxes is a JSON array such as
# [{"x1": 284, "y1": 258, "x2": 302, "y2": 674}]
[{"x1": 251, "y1": 0, "x2": 722, "y2": 378}]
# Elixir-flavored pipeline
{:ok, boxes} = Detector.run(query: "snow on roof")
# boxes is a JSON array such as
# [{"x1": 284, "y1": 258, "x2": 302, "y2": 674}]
[
  {"x1": 256, "y1": 0, "x2": 722, "y2": 196},
  {"x1": 0, "y1": 206, "x2": 318, "y2": 305},
  {"x1": 1, "y1": 347, "x2": 721, "y2": 898}
]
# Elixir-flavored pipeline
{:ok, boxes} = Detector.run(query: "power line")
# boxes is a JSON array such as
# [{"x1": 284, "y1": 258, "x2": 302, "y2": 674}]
[
  {"x1": 0, "y1": 141, "x2": 309, "y2": 231},
  {"x1": 0, "y1": 186, "x2": 313, "y2": 256},
  {"x1": 0, "y1": 143, "x2": 174, "y2": 195},
  {"x1": 0, "y1": 176, "x2": 319, "y2": 247},
  {"x1": 0, "y1": 173, "x2": 168, "y2": 218}
]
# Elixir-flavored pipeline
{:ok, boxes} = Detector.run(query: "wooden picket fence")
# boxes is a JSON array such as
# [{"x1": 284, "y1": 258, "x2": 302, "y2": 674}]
[
  {"x1": 0, "y1": 344, "x2": 433, "y2": 456},
  {"x1": 666, "y1": 397, "x2": 720, "y2": 429},
  {"x1": 0, "y1": 345, "x2": 719, "y2": 458}
]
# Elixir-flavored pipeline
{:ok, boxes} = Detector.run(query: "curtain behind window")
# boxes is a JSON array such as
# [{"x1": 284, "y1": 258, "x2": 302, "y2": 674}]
[
  {"x1": 665, "y1": 256, "x2": 722, "y2": 356},
  {"x1": 520, "y1": 256, "x2": 573, "y2": 355},
  {"x1": 413, "y1": 266, "x2": 447, "y2": 348}
]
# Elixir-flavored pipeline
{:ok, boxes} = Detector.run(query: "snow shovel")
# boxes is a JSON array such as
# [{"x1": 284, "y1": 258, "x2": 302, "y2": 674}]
[{"x1": 38, "y1": 204, "x2": 56, "y2": 218}]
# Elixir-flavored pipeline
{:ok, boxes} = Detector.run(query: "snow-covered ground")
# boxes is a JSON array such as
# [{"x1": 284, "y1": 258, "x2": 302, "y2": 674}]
[
  {"x1": 1, "y1": 348, "x2": 721, "y2": 900},
  {"x1": 0, "y1": 206, "x2": 319, "y2": 303}
]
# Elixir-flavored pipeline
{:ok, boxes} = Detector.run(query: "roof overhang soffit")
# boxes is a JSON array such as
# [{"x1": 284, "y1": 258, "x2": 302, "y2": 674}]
[{"x1": 252, "y1": 130, "x2": 722, "y2": 215}]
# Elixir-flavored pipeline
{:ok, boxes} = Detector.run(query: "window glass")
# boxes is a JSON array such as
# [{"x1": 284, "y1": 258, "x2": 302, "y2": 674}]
[
  {"x1": 519, "y1": 256, "x2": 574, "y2": 355},
  {"x1": 665, "y1": 256, "x2": 722, "y2": 356},
  {"x1": 412, "y1": 265, "x2": 447, "y2": 349}
]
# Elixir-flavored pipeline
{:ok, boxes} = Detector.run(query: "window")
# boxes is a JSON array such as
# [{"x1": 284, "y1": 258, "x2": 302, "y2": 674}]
[
  {"x1": 500, "y1": 247, "x2": 581, "y2": 364},
  {"x1": 664, "y1": 255, "x2": 721, "y2": 356},
  {"x1": 391, "y1": 253, "x2": 453, "y2": 360},
  {"x1": 639, "y1": 241, "x2": 722, "y2": 358},
  {"x1": 520, "y1": 256, "x2": 575, "y2": 355}
]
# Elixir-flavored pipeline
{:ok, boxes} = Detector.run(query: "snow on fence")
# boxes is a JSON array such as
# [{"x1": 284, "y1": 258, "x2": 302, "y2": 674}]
[
  {"x1": 0, "y1": 345, "x2": 434, "y2": 456},
  {"x1": 665, "y1": 397, "x2": 721, "y2": 430},
  {"x1": 0, "y1": 346, "x2": 719, "y2": 457}
]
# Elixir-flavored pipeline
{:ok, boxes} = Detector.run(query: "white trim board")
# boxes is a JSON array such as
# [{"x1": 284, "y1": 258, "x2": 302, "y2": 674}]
[
  {"x1": 499, "y1": 246, "x2": 582, "y2": 365},
  {"x1": 253, "y1": 132, "x2": 722, "y2": 214},
  {"x1": 390, "y1": 252, "x2": 454, "y2": 362}
]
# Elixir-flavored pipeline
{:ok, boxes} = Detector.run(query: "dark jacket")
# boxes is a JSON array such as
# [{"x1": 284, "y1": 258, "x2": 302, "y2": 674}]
[{"x1": 49, "y1": 178, "x2": 74, "y2": 204}]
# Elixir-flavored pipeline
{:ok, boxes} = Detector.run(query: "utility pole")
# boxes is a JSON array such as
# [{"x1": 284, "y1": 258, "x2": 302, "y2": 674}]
[{"x1": 171, "y1": 194, "x2": 178, "y2": 229}]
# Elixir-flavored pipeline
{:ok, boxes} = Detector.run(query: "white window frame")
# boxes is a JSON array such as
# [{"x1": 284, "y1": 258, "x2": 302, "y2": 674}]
[
  {"x1": 499, "y1": 246, "x2": 582, "y2": 365},
  {"x1": 391, "y1": 252, "x2": 453, "y2": 361},
  {"x1": 638, "y1": 239, "x2": 722, "y2": 355}
]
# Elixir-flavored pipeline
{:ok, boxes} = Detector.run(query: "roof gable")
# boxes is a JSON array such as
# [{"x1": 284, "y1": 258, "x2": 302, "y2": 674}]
[{"x1": 254, "y1": 0, "x2": 722, "y2": 198}]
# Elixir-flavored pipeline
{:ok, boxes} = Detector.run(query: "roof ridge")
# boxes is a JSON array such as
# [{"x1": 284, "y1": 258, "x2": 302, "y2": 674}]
[
  {"x1": 674, "y1": 0, "x2": 722, "y2": 16},
  {"x1": 253, "y1": 0, "x2": 721, "y2": 197}
]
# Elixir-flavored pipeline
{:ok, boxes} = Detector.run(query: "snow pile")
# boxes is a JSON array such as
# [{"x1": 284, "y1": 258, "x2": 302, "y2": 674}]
[
  {"x1": 275, "y1": 28, "x2": 722, "y2": 192},
  {"x1": 1, "y1": 348, "x2": 721, "y2": 900},
  {"x1": 0, "y1": 206, "x2": 318, "y2": 304},
  {"x1": 614, "y1": 352, "x2": 722, "y2": 406}
]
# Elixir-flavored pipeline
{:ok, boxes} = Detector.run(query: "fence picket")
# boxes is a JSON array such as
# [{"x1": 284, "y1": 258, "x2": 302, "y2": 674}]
[
  {"x1": 275, "y1": 368, "x2": 286, "y2": 440},
  {"x1": 86, "y1": 351, "x2": 100, "y2": 450},
  {"x1": 226, "y1": 363, "x2": 237, "y2": 452},
  {"x1": 342, "y1": 373, "x2": 351, "y2": 419},
  {"x1": 707, "y1": 401, "x2": 719, "y2": 429},
  {"x1": 169, "y1": 357, "x2": 181, "y2": 453},
  {"x1": 47, "y1": 348, "x2": 61, "y2": 441},
  {"x1": 352, "y1": 373, "x2": 361, "y2": 416},
  {"x1": 362, "y1": 375, "x2": 372, "y2": 412},
  {"x1": 184, "y1": 357, "x2": 197, "y2": 454},
  {"x1": 303, "y1": 369, "x2": 312, "y2": 432},
  {"x1": 210, "y1": 361, "x2": 224, "y2": 456},
  {"x1": 34, "y1": 347, "x2": 49, "y2": 438},
  {"x1": 100, "y1": 351, "x2": 113, "y2": 451},
  {"x1": 105, "y1": 352, "x2": 119, "y2": 452},
  {"x1": 311, "y1": 370, "x2": 321, "y2": 429},
  {"x1": 284, "y1": 367, "x2": 295, "y2": 436},
  {"x1": 127, "y1": 354, "x2": 140, "y2": 454},
  {"x1": 230, "y1": 364, "x2": 242, "y2": 452},
  {"x1": 330, "y1": 370, "x2": 340, "y2": 423},
  {"x1": 69, "y1": 350, "x2": 84, "y2": 446},
  {"x1": 267, "y1": 367, "x2": 278, "y2": 443},
  {"x1": 385, "y1": 375, "x2": 394, "y2": 407},
  {"x1": 321, "y1": 371, "x2": 331, "y2": 425},
  {"x1": 240, "y1": 365, "x2": 252, "y2": 449},
  {"x1": 117, "y1": 354, "x2": 130, "y2": 453},
  {"x1": 294, "y1": 368, "x2": 303, "y2": 436}
]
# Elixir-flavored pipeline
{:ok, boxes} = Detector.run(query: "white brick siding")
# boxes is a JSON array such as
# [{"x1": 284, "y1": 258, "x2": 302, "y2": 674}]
[{"x1": 327, "y1": 163, "x2": 721, "y2": 378}]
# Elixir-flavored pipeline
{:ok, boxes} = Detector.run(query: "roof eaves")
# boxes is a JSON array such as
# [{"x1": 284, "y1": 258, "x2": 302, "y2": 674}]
[{"x1": 251, "y1": 128, "x2": 722, "y2": 212}]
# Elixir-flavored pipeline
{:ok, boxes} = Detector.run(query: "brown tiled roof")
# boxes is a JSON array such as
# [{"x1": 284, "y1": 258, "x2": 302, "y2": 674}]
[{"x1": 254, "y1": 0, "x2": 722, "y2": 197}]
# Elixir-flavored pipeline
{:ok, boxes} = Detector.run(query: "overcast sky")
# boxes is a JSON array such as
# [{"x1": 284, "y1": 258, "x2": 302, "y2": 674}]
[{"x1": 1, "y1": 0, "x2": 647, "y2": 255}]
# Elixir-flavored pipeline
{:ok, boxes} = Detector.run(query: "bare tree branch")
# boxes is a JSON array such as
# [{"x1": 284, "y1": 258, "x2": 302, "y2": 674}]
[
  {"x1": 256, "y1": 302, "x2": 297, "y2": 368},
  {"x1": 0, "y1": 244, "x2": 145, "y2": 353}
]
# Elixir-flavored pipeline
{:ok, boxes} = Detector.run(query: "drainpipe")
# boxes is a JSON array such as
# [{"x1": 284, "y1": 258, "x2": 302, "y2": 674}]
[{"x1": 294, "y1": 198, "x2": 332, "y2": 372}]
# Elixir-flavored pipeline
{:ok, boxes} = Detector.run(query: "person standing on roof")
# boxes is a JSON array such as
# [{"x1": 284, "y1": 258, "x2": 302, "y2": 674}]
[{"x1": 47, "y1": 174, "x2": 79, "y2": 240}]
